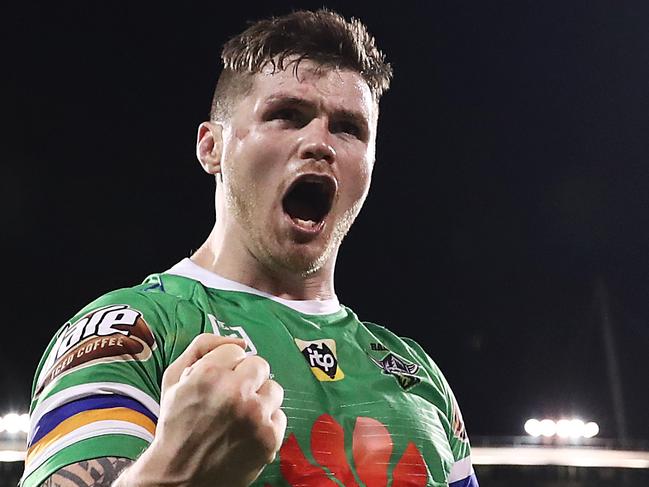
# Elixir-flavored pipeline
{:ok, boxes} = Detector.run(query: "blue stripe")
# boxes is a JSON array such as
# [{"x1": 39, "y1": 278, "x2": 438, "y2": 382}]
[
  {"x1": 29, "y1": 394, "x2": 157, "y2": 447},
  {"x1": 450, "y1": 473, "x2": 479, "y2": 487}
]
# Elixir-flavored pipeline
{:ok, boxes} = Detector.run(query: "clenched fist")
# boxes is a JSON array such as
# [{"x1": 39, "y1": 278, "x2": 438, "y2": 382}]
[{"x1": 116, "y1": 333, "x2": 287, "y2": 487}]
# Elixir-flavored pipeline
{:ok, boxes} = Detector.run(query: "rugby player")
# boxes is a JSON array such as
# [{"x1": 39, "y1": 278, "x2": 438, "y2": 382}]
[{"x1": 23, "y1": 9, "x2": 479, "y2": 487}]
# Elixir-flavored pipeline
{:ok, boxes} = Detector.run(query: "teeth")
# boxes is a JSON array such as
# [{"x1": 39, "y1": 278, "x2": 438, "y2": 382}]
[{"x1": 293, "y1": 217, "x2": 318, "y2": 228}]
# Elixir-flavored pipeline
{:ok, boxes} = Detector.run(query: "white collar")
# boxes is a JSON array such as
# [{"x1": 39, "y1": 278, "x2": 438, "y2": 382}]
[{"x1": 165, "y1": 258, "x2": 341, "y2": 316}]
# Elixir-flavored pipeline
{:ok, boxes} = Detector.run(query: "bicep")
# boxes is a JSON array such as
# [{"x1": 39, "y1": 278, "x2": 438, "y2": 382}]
[{"x1": 40, "y1": 457, "x2": 133, "y2": 487}]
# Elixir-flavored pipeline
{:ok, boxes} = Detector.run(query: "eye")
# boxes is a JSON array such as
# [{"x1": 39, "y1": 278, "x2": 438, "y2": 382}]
[
  {"x1": 267, "y1": 108, "x2": 305, "y2": 126},
  {"x1": 331, "y1": 120, "x2": 363, "y2": 139}
]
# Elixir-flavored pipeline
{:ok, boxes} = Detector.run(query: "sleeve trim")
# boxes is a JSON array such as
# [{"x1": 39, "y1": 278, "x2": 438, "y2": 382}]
[
  {"x1": 449, "y1": 455, "x2": 474, "y2": 483},
  {"x1": 30, "y1": 394, "x2": 157, "y2": 448},
  {"x1": 29, "y1": 382, "x2": 160, "y2": 444},
  {"x1": 22, "y1": 420, "x2": 154, "y2": 481}
]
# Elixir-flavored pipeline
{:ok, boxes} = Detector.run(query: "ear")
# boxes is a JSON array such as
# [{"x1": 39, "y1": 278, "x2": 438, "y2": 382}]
[{"x1": 196, "y1": 121, "x2": 223, "y2": 175}]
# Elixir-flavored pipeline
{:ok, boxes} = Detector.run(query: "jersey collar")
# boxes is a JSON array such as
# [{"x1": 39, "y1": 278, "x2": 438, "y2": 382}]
[{"x1": 165, "y1": 258, "x2": 342, "y2": 316}]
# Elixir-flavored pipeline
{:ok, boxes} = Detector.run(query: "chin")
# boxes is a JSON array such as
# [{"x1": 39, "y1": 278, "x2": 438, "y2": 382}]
[{"x1": 273, "y1": 240, "x2": 334, "y2": 277}]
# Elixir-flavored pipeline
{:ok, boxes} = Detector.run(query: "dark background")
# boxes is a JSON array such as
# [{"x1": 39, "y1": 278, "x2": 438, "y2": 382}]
[{"x1": 4, "y1": 1, "x2": 649, "y2": 444}]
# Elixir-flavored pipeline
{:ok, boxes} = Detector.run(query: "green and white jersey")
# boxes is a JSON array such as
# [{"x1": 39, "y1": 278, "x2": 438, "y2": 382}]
[{"x1": 22, "y1": 259, "x2": 478, "y2": 487}]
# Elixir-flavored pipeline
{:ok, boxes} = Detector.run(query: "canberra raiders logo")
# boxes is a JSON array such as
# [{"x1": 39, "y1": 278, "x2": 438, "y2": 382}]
[{"x1": 370, "y1": 352, "x2": 421, "y2": 390}]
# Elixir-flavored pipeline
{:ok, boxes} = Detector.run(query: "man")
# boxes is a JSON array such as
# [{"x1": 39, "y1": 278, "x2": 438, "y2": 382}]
[{"x1": 23, "y1": 9, "x2": 478, "y2": 487}]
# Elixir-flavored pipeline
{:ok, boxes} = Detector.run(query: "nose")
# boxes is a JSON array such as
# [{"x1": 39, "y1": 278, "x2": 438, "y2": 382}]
[{"x1": 298, "y1": 120, "x2": 336, "y2": 164}]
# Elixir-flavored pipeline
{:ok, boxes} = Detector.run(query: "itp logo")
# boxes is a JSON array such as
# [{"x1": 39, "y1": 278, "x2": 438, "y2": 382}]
[{"x1": 295, "y1": 338, "x2": 345, "y2": 382}]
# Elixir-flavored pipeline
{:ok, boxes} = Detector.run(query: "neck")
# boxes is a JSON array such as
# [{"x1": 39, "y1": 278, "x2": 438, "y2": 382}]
[{"x1": 191, "y1": 225, "x2": 337, "y2": 301}]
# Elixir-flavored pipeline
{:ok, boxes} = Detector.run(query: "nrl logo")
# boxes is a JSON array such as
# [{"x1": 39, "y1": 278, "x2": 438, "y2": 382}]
[{"x1": 370, "y1": 352, "x2": 421, "y2": 390}]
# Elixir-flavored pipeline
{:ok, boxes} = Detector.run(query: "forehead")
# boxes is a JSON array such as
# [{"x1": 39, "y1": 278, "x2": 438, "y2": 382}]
[{"x1": 247, "y1": 61, "x2": 376, "y2": 120}]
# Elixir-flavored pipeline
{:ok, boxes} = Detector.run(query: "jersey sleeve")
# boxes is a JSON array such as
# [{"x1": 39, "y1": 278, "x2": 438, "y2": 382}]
[
  {"x1": 402, "y1": 337, "x2": 479, "y2": 487},
  {"x1": 20, "y1": 286, "x2": 192, "y2": 487}
]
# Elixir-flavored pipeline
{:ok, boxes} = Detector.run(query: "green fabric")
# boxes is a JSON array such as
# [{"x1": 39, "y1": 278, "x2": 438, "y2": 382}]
[{"x1": 23, "y1": 270, "x2": 471, "y2": 487}]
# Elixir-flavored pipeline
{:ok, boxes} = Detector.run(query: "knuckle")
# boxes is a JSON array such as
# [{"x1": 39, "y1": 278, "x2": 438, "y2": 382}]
[
  {"x1": 268, "y1": 378, "x2": 283, "y2": 393},
  {"x1": 263, "y1": 379, "x2": 284, "y2": 400},
  {"x1": 246, "y1": 355, "x2": 271, "y2": 372},
  {"x1": 191, "y1": 332, "x2": 215, "y2": 348},
  {"x1": 274, "y1": 408, "x2": 287, "y2": 426},
  {"x1": 236, "y1": 394, "x2": 264, "y2": 420}
]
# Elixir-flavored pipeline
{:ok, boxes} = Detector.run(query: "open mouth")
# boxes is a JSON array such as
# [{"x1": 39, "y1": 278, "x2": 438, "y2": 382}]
[{"x1": 282, "y1": 174, "x2": 336, "y2": 230}]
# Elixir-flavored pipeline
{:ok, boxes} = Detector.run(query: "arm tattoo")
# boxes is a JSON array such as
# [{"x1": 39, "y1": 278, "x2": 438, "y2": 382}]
[{"x1": 40, "y1": 457, "x2": 133, "y2": 487}]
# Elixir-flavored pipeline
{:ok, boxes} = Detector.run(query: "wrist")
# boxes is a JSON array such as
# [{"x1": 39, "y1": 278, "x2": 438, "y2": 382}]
[{"x1": 113, "y1": 439, "x2": 191, "y2": 487}]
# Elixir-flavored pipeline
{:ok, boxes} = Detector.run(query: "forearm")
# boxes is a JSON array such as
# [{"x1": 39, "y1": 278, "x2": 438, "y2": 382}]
[
  {"x1": 41, "y1": 457, "x2": 133, "y2": 487},
  {"x1": 40, "y1": 452, "x2": 188, "y2": 487}
]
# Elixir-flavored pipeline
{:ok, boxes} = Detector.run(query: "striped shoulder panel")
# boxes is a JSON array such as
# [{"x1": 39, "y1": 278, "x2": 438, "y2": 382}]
[{"x1": 23, "y1": 382, "x2": 159, "y2": 481}]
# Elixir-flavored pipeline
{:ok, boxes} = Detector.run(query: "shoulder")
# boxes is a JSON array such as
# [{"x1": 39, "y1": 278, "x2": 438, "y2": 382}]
[
  {"x1": 32, "y1": 274, "x2": 206, "y2": 397},
  {"x1": 362, "y1": 321, "x2": 442, "y2": 372},
  {"x1": 68, "y1": 272, "x2": 205, "y2": 332},
  {"x1": 361, "y1": 320, "x2": 451, "y2": 405},
  {"x1": 361, "y1": 321, "x2": 474, "y2": 476}
]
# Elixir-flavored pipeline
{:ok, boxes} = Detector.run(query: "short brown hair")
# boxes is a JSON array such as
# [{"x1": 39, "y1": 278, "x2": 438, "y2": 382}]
[{"x1": 210, "y1": 9, "x2": 392, "y2": 121}]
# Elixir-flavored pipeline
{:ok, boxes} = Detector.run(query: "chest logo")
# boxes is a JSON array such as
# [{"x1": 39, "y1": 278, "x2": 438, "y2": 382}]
[
  {"x1": 295, "y1": 338, "x2": 345, "y2": 382},
  {"x1": 370, "y1": 352, "x2": 421, "y2": 390},
  {"x1": 207, "y1": 314, "x2": 257, "y2": 356}
]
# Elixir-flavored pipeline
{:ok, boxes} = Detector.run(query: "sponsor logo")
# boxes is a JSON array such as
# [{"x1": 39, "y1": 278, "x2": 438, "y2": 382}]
[
  {"x1": 370, "y1": 352, "x2": 421, "y2": 390},
  {"x1": 370, "y1": 342, "x2": 389, "y2": 352},
  {"x1": 295, "y1": 338, "x2": 344, "y2": 382},
  {"x1": 35, "y1": 305, "x2": 156, "y2": 396}
]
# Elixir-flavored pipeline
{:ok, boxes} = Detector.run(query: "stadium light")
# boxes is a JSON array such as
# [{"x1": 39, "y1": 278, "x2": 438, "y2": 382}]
[
  {"x1": 583, "y1": 421, "x2": 600, "y2": 438},
  {"x1": 540, "y1": 419, "x2": 557, "y2": 437},
  {"x1": 0, "y1": 413, "x2": 30, "y2": 434},
  {"x1": 524, "y1": 419, "x2": 542, "y2": 437},
  {"x1": 524, "y1": 418, "x2": 599, "y2": 440}
]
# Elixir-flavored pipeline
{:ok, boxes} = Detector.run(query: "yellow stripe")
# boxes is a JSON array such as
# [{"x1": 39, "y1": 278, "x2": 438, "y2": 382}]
[{"x1": 26, "y1": 407, "x2": 156, "y2": 465}]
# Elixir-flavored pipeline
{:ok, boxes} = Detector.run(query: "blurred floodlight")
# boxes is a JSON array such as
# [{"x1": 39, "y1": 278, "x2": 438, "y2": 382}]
[
  {"x1": 0, "y1": 413, "x2": 30, "y2": 434},
  {"x1": 524, "y1": 417, "x2": 599, "y2": 439},
  {"x1": 524, "y1": 418, "x2": 542, "y2": 437},
  {"x1": 19, "y1": 413, "x2": 30, "y2": 433},
  {"x1": 584, "y1": 421, "x2": 600, "y2": 438},
  {"x1": 3, "y1": 413, "x2": 22, "y2": 434},
  {"x1": 556, "y1": 419, "x2": 571, "y2": 438},
  {"x1": 540, "y1": 419, "x2": 557, "y2": 437},
  {"x1": 569, "y1": 419, "x2": 585, "y2": 439}
]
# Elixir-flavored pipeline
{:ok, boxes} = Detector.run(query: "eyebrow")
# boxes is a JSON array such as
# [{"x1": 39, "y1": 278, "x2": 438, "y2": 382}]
[{"x1": 263, "y1": 93, "x2": 370, "y2": 129}]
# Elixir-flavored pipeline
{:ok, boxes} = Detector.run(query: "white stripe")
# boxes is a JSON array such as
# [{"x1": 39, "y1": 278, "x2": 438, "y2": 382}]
[
  {"x1": 166, "y1": 259, "x2": 341, "y2": 315},
  {"x1": 449, "y1": 455, "x2": 474, "y2": 483},
  {"x1": 22, "y1": 420, "x2": 153, "y2": 481},
  {"x1": 29, "y1": 382, "x2": 160, "y2": 444}
]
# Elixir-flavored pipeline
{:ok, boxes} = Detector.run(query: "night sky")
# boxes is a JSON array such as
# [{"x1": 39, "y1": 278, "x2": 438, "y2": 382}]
[{"x1": 4, "y1": 1, "x2": 649, "y2": 443}]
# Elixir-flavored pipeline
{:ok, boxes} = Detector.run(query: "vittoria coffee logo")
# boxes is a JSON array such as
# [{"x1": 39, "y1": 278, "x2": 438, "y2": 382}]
[
  {"x1": 35, "y1": 304, "x2": 156, "y2": 396},
  {"x1": 370, "y1": 352, "x2": 421, "y2": 390},
  {"x1": 295, "y1": 338, "x2": 344, "y2": 382}
]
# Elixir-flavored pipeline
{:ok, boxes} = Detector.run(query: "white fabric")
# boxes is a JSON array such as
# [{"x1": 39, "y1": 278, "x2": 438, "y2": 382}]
[
  {"x1": 449, "y1": 455, "x2": 474, "y2": 483},
  {"x1": 166, "y1": 258, "x2": 341, "y2": 315}
]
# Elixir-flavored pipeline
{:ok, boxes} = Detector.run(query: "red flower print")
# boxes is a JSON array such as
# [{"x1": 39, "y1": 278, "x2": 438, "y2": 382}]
[{"x1": 279, "y1": 414, "x2": 428, "y2": 487}]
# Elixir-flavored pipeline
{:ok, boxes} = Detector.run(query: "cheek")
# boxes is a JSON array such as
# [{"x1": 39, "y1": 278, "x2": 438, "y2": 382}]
[
  {"x1": 225, "y1": 130, "x2": 282, "y2": 184},
  {"x1": 346, "y1": 158, "x2": 373, "y2": 203}
]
